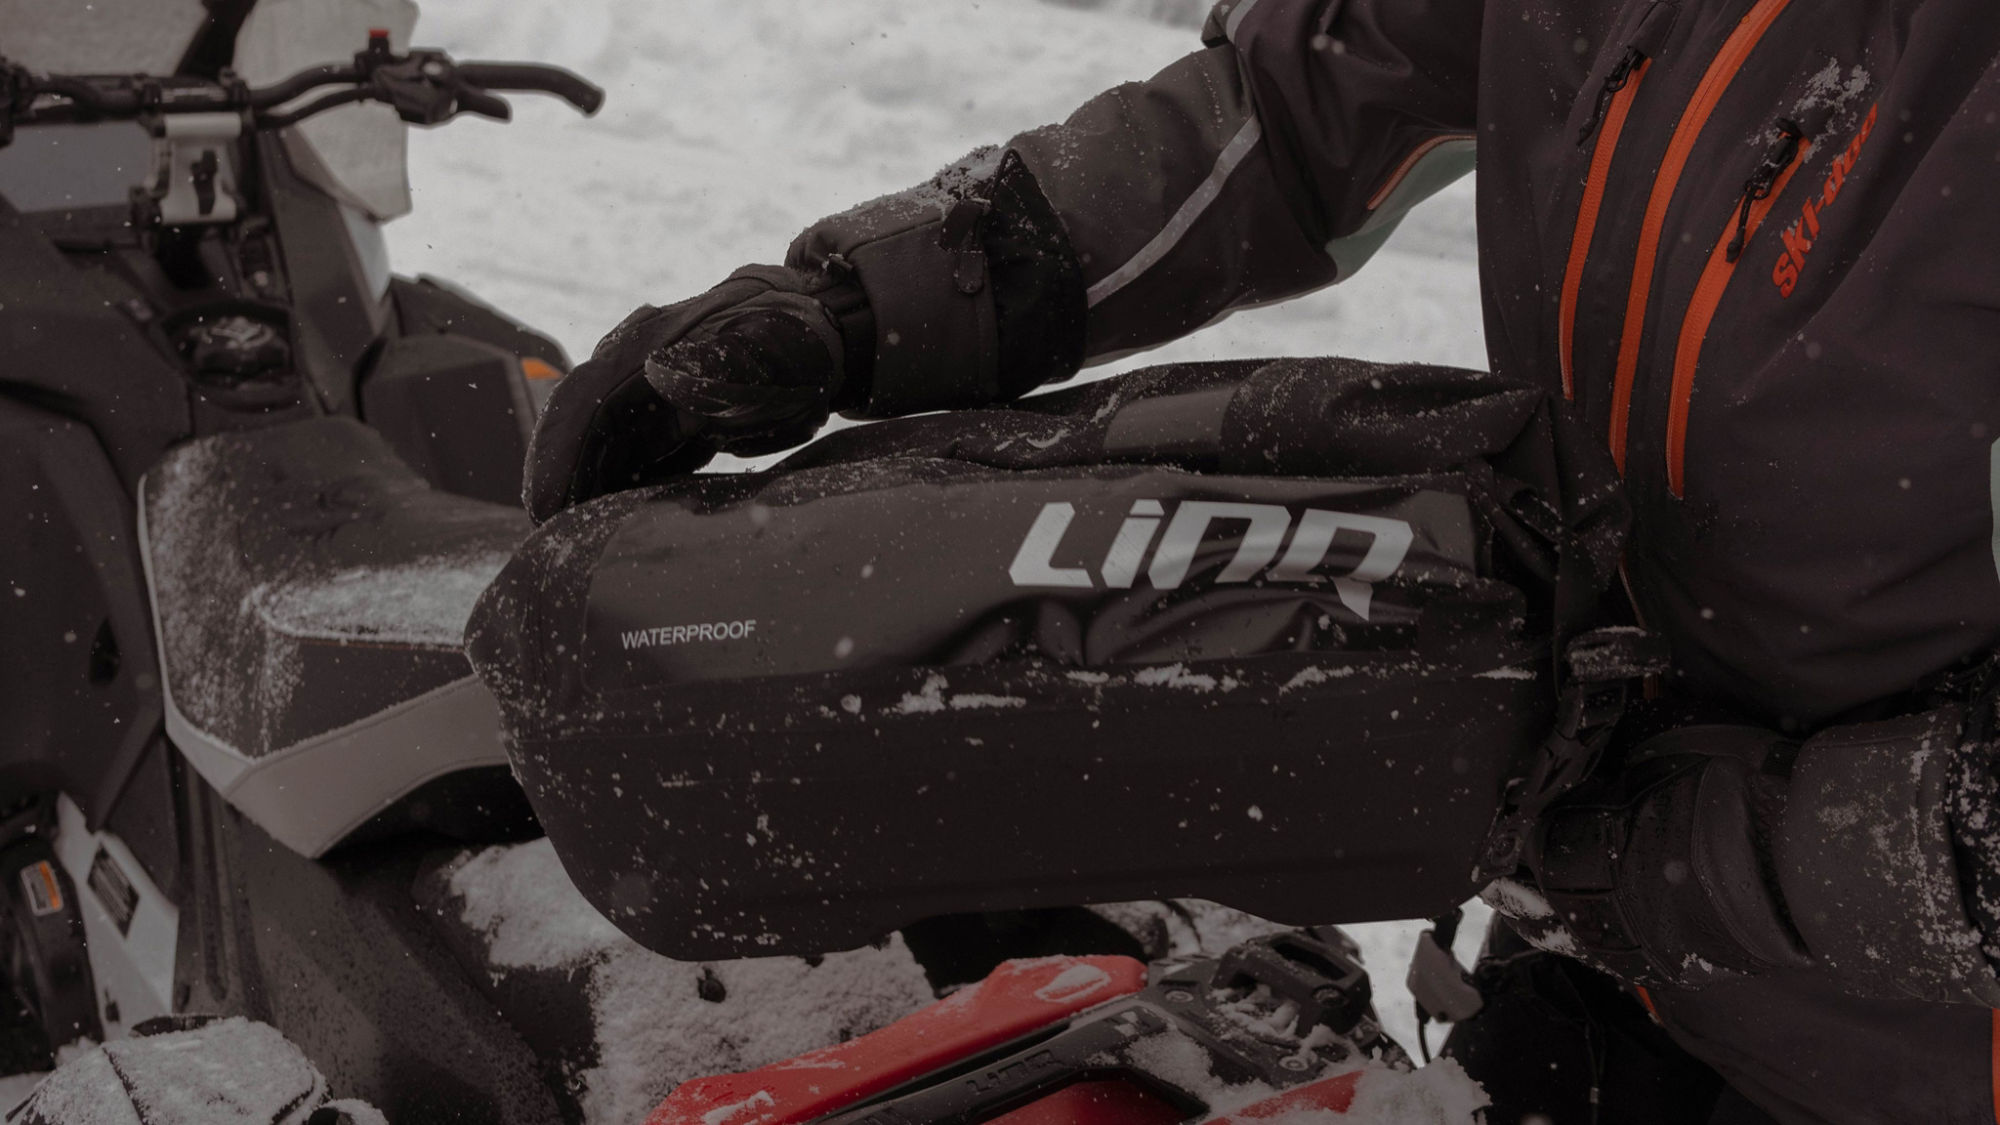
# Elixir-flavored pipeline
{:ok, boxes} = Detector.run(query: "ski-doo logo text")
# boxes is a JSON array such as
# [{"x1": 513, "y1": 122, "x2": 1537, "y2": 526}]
[
  {"x1": 1772, "y1": 102, "x2": 1877, "y2": 297},
  {"x1": 1007, "y1": 500, "x2": 1413, "y2": 620},
  {"x1": 620, "y1": 620, "x2": 757, "y2": 650}
]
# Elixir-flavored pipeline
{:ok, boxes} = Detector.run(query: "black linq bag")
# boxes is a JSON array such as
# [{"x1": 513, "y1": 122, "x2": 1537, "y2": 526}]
[{"x1": 467, "y1": 358, "x2": 1625, "y2": 959}]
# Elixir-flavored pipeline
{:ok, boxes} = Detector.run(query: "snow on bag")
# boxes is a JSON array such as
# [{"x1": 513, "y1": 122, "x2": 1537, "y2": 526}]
[{"x1": 466, "y1": 358, "x2": 1626, "y2": 959}]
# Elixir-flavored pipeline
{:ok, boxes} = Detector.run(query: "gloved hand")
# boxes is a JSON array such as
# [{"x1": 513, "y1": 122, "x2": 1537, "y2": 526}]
[
  {"x1": 1489, "y1": 691, "x2": 2000, "y2": 1003},
  {"x1": 522, "y1": 265, "x2": 865, "y2": 523},
  {"x1": 1499, "y1": 724, "x2": 1813, "y2": 990}
]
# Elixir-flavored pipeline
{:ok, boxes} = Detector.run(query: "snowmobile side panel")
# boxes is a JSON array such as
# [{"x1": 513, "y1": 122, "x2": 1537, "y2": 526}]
[
  {"x1": 52, "y1": 795, "x2": 175, "y2": 1040},
  {"x1": 390, "y1": 274, "x2": 569, "y2": 374},
  {"x1": 0, "y1": 203, "x2": 192, "y2": 488},
  {"x1": 361, "y1": 331, "x2": 535, "y2": 508},
  {"x1": 472, "y1": 360, "x2": 1625, "y2": 960},
  {"x1": 651, "y1": 956, "x2": 1147, "y2": 1125},
  {"x1": 171, "y1": 774, "x2": 565, "y2": 1125},
  {"x1": 0, "y1": 398, "x2": 164, "y2": 831},
  {"x1": 0, "y1": 832, "x2": 103, "y2": 1050}
]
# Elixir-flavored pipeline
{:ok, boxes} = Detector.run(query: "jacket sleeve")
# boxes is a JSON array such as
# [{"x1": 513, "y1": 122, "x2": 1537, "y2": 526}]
[
  {"x1": 788, "y1": 0, "x2": 1484, "y2": 416},
  {"x1": 1017, "y1": 0, "x2": 1483, "y2": 364}
]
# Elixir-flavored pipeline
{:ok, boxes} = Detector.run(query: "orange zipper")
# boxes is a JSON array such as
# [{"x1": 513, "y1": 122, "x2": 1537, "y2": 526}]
[
  {"x1": 1559, "y1": 59, "x2": 1651, "y2": 400},
  {"x1": 1664, "y1": 137, "x2": 1810, "y2": 497},
  {"x1": 1607, "y1": 0, "x2": 1793, "y2": 473}
]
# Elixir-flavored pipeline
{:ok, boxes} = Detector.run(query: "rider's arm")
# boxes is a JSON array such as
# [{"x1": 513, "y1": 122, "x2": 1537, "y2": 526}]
[
  {"x1": 525, "y1": 0, "x2": 1489, "y2": 518},
  {"x1": 788, "y1": 0, "x2": 1485, "y2": 415}
]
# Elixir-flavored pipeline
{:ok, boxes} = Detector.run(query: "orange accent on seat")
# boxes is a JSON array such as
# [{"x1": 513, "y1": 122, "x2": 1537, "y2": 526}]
[
  {"x1": 1664, "y1": 140, "x2": 1809, "y2": 497},
  {"x1": 1364, "y1": 132, "x2": 1478, "y2": 212},
  {"x1": 1558, "y1": 60, "x2": 1651, "y2": 401},
  {"x1": 519, "y1": 356, "x2": 564, "y2": 381},
  {"x1": 1606, "y1": 0, "x2": 1792, "y2": 472},
  {"x1": 1989, "y1": 1008, "x2": 2000, "y2": 1124}
]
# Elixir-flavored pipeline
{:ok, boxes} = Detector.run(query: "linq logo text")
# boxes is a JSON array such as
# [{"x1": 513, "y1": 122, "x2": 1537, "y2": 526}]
[{"x1": 1007, "y1": 499, "x2": 1414, "y2": 621}]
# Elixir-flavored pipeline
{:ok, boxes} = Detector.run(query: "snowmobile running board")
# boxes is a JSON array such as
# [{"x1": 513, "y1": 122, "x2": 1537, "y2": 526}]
[{"x1": 650, "y1": 931, "x2": 1405, "y2": 1125}]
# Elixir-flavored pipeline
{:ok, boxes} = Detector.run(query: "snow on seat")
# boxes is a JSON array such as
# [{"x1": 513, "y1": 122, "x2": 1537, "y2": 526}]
[{"x1": 139, "y1": 418, "x2": 531, "y2": 857}]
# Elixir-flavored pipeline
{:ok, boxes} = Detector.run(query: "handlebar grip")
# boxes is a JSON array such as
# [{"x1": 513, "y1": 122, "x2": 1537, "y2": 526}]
[{"x1": 455, "y1": 63, "x2": 604, "y2": 115}]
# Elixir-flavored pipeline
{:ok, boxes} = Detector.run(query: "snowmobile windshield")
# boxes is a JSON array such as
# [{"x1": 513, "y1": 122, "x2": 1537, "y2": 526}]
[
  {"x1": 0, "y1": 0, "x2": 210, "y2": 214},
  {"x1": 0, "y1": 122, "x2": 153, "y2": 213},
  {"x1": 235, "y1": 0, "x2": 420, "y2": 221},
  {"x1": 0, "y1": 0, "x2": 209, "y2": 74}
]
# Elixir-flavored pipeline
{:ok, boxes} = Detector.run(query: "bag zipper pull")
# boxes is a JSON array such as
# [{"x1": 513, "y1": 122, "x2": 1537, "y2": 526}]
[{"x1": 1725, "y1": 117, "x2": 1805, "y2": 262}]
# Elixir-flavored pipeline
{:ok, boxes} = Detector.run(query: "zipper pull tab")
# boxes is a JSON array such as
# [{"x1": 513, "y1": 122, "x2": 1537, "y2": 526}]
[
  {"x1": 1577, "y1": 47, "x2": 1644, "y2": 146},
  {"x1": 1725, "y1": 117, "x2": 1805, "y2": 262},
  {"x1": 1575, "y1": 2, "x2": 1679, "y2": 146}
]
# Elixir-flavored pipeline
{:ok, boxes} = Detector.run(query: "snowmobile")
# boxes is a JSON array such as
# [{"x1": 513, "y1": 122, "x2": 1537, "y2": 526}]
[
  {"x1": 0, "y1": 2, "x2": 1656, "y2": 1120},
  {"x1": 0, "y1": 5, "x2": 650, "y2": 1120}
]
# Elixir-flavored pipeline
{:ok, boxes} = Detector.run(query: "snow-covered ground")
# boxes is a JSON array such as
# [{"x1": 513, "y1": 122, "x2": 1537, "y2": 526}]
[{"x1": 381, "y1": 0, "x2": 1493, "y2": 1116}]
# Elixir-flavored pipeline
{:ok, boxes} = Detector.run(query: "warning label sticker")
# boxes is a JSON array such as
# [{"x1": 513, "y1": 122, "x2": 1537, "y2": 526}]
[{"x1": 20, "y1": 861, "x2": 61, "y2": 917}]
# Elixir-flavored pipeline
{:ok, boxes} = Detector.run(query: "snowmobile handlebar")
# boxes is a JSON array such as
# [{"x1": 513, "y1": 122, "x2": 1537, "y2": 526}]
[{"x1": 0, "y1": 32, "x2": 603, "y2": 143}]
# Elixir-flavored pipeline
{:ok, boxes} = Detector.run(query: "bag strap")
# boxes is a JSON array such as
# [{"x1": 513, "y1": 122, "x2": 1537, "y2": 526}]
[{"x1": 1474, "y1": 627, "x2": 1670, "y2": 881}]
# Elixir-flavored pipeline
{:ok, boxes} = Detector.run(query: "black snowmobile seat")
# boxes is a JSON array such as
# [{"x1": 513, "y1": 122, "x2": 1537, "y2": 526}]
[{"x1": 139, "y1": 418, "x2": 532, "y2": 857}]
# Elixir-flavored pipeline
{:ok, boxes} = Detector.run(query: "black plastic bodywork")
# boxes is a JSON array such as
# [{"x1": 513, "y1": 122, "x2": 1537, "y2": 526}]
[
  {"x1": 172, "y1": 766, "x2": 563, "y2": 1123},
  {"x1": 362, "y1": 331, "x2": 535, "y2": 507},
  {"x1": 0, "y1": 398, "x2": 164, "y2": 834}
]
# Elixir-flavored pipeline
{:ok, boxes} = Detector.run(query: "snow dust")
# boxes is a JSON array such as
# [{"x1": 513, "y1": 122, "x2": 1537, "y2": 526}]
[
  {"x1": 254, "y1": 553, "x2": 511, "y2": 647},
  {"x1": 14, "y1": 1018, "x2": 331, "y2": 1125},
  {"x1": 449, "y1": 838, "x2": 937, "y2": 1125}
]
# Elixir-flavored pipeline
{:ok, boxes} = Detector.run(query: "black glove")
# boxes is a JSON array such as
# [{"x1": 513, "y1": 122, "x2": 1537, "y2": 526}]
[
  {"x1": 1506, "y1": 724, "x2": 1813, "y2": 990},
  {"x1": 522, "y1": 265, "x2": 866, "y2": 523},
  {"x1": 642, "y1": 265, "x2": 869, "y2": 457},
  {"x1": 1502, "y1": 705, "x2": 2000, "y2": 1003}
]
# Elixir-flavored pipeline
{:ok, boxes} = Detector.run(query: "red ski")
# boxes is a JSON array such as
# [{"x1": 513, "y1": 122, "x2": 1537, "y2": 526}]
[{"x1": 650, "y1": 931, "x2": 1404, "y2": 1125}]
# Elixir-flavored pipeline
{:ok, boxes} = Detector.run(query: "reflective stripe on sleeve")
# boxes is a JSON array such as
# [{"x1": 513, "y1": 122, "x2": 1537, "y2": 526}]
[{"x1": 1086, "y1": 116, "x2": 1265, "y2": 309}]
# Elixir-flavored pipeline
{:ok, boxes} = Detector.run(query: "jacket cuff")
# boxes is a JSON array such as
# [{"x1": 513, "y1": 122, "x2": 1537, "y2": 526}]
[
  {"x1": 787, "y1": 148, "x2": 1083, "y2": 417},
  {"x1": 1777, "y1": 706, "x2": 2000, "y2": 1005}
]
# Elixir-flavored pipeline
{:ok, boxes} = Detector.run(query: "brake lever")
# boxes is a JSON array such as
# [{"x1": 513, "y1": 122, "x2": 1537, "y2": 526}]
[{"x1": 451, "y1": 83, "x2": 512, "y2": 123}]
